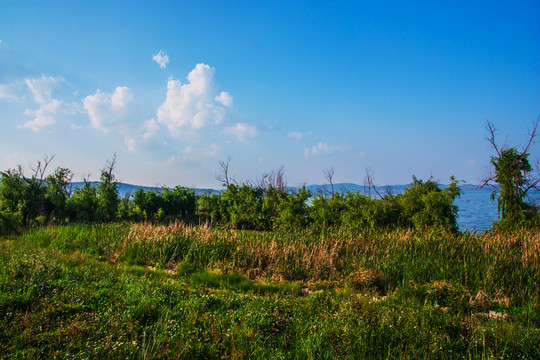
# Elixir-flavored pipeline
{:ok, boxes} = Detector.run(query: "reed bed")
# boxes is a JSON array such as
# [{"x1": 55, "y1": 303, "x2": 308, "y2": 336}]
[
  {"x1": 17, "y1": 222, "x2": 540, "y2": 307},
  {"x1": 2, "y1": 223, "x2": 539, "y2": 359}
]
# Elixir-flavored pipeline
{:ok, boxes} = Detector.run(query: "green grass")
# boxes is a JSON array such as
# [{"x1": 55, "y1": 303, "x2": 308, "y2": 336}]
[{"x1": 1, "y1": 223, "x2": 539, "y2": 359}]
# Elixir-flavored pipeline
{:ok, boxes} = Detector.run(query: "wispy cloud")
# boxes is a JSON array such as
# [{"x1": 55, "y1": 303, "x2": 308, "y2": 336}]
[
  {"x1": 152, "y1": 50, "x2": 169, "y2": 69},
  {"x1": 223, "y1": 123, "x2": 258, "y2": 140},
  {"x1": 0, "y1": 81, "x2": 24, "y2": 101},
  {"x1": 165, "y1": 142, "x2": 222, "y2": 165},
  {"x1": 25, "y1": 75, "x2": 64, "y2": 104},
  {"x1": 156, "y1": 63, "x2": 232, "y2": 137},
  {"x1": 288, "y1": 131, "x2": 304, "y2": 140},
  {"x1": 304, "y1": 142, "x2": 346, "y2": 158},
  {"x1": 23, "y1": 99, "x2": 79, "y2": 132},
  {"x1": 20, "y1": 74, "x2": 79, "y2": 132},
  {"x1": 124, "y1": 118, "x2": 161, "y2": 152}
]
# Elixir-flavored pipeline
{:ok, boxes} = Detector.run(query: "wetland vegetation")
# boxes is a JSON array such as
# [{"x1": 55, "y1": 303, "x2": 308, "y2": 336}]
[{"x1": 1, "y1": 123, "x2": 539, "y2": 358}]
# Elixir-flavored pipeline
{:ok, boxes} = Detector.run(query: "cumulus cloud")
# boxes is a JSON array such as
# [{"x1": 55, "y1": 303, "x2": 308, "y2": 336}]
[
  {"x1": 223, "y1": 123, "x2": 258, "y2": 140},
  {"x1": 152, "y1": 50, "x2": 169, "y2": 69},
  {"x1": 142, "y1": 118, "x2": 160, "y2": 139},
  {"x1": 156, "y1": 63, "x2": 232, "y2": 137},
  {"x1": 215, "y1": 91, "x2": 233, "y2": 107},
  {"x1": 23, "y1": 99, "x2": 79, "y2": 132},
  {"x1": 288, "y1": 131, "x2": 304, "y2": 140},
  {"x1": 304, "y1": 142, "x2": 346, "y2": 158},
  {"x1": 83, "y1": 86, "x2": 134, "y2": 132},
  {"x1": 25, "y1": 75, "x2": 64, "y2": 104}
]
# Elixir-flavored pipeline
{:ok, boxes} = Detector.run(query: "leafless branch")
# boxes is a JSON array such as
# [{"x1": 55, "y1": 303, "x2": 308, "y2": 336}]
[
  {"x1": 479, "y1": 174, "x2": 497, "y2": 189},
  {"x1": 29, "y1": 154, "x2": 55, "y2": 185},
  {"x1": 485, "y1": 121, "x2": 502, "y2": 157},
  {"x1": 363, "y1": 168, "x2": 384, "y2": 199},
  {"x1": 257, "y1": 166, "x2": 287, "y2": 192},
  {"x1": 522, "y1": 117, "x2": 539, "y2": 155},
  {"x1": 216, "y1": 156, "x2": 234, "y2": 187},
  {"x1": 323, "y1": 165, "x2": 335, "y2": 197},
  {"x1": 103, "y1": 153, "x2": 117, "y2": 180}
]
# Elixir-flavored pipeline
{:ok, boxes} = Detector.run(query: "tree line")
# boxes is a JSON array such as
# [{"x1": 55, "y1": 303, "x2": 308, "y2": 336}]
[{"x1": 0, "y1": 121, "x2": 538, "y2": 234}]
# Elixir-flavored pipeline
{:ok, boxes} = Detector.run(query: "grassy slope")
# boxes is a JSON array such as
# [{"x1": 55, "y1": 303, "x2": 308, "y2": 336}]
[{"x1": 1, "y1": 223, "x2": 539, "y2": 359}]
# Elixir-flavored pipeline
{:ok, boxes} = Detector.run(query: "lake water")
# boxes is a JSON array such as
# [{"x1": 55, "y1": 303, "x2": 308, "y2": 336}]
[
  {"x1": 374, "y1": 185, "x2": 539, "y2": 231},
  {"x1": 454, "y1": 187, "x2": 498, "y2": 231}
]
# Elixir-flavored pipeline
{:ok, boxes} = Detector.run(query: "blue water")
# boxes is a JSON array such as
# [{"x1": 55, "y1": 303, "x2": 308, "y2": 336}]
[
  {"x1": 455, "y1": 187, "x2": 498, "y2": 231},
  {"x1": 455, "y1": 187, "x2": 540, "y2": 231},
  {"x1": 361, "y1": 185, "x2": 538, "y2": 231}
]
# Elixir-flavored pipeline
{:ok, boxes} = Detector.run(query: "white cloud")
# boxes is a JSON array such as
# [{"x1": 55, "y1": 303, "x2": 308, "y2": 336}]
[
  {"x1": 165, "y1": 143, "x2": 221, "y2": 164},
  {"x1": 152, "y1": 50, "x2": 169, "y2": 69},
  {"x1": 203, "y1": 143, "x2": 221, "y2": 157},
  {"x1": 288, "y1": 131, "x2": 304, "y2": 140},
  {"x1": 182, "y1": 145, "x2": 194, "y2": 154},
  {"x1": 0, "y1": 81, "x2": 24, "y2": 101},
  {"x1": 124, "y1": 118, "x2": 161, "y2": 152},
  {"x1": 23, "y1": 99, "x2": 79, "y2": 132},
  {"x1": 1, "y1": 74, "x2": 64, "y2": 103},
  {"x1": 223, "y1": 123, "x2": 258, "y2": 140},
  {"x1": 156, "y1": 63, "x2": 232, "y2": 137},
  {"x1": 83, "y1": 86, "x2": 134, "y2": 132},
  {"x1": 215, "y1": 91, "x2": 233, "y2": 107},
  {"x1": 25, "y1": 74, "x2": 63, "y2": 104},
  {"x1": 304, "y1": 142, "x2": 346, "y2": 158},
  {"x1": 142, "y1": 118, "x2": 160, "y2": 139},
  {"x1": 125, "y1": 137, "x2": 137, "y2": 152}
]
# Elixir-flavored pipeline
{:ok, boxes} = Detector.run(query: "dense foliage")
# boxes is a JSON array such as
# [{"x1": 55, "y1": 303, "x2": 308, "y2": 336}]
[
  {"x1": 482, "y1": 120, "x2": 540, "y2": 228},
  {"x1": 489, "y1": 148, "x2": 539, "y2": 226},
  {"x1": 0, "y1": 158, "x2": 197, "y2": 233},
  {"x1": 198, "y1": 176, "x2": 462, "y2": 232}
]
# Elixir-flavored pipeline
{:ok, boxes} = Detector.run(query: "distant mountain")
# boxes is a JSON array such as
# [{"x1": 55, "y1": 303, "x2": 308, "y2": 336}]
[
  {"x1": 70, "y1": 182, "x2": 221, "y2": 197},
  {"x1": 304, "y1": 183, "x2": 409, "y2": 195},
  {"x1": 70, "y1": 182, "x2": 491, "y2": 198}
]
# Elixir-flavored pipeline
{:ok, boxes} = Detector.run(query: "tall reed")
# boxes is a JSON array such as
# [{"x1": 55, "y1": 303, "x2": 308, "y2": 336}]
[{"x1": 18, "y1": 222, "x2": 540, "y2": 306}]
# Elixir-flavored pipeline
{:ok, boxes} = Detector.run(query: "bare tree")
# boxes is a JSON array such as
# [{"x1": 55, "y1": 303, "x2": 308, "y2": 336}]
[
  {"x1": 363, "y1": 167, "x2": 384, "y2": 199},
  {"x1": 257, "y1": 165, "x2": 287, "y2": 192},
  {"x1": 323, "y1": 165, "x2": 335, "y2": 197},
  {"x1": 102, "y1": 153, "x2": 117, "y2": 182},
  {"x1": 29, "y1": 154, "x2": 55, "y2": 186},
  {"x1": 216, "y1": 156, "x2": 235, "y2": 187}
]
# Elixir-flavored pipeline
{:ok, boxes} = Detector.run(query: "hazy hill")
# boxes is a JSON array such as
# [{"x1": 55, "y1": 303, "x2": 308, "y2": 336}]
[{"x1": 71, "y1": 182, "x2": 489, "y2": 199}]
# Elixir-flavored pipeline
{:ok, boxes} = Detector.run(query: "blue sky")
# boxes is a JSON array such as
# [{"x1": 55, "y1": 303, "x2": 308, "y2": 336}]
[{"x1": 1, "y1": 1, "x2": 539, "y2": 188}]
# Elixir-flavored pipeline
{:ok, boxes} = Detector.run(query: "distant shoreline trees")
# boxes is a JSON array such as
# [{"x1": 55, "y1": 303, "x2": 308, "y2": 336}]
[{"x1": 1, "y1": 119, "x2": 539, "y2": 236}]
